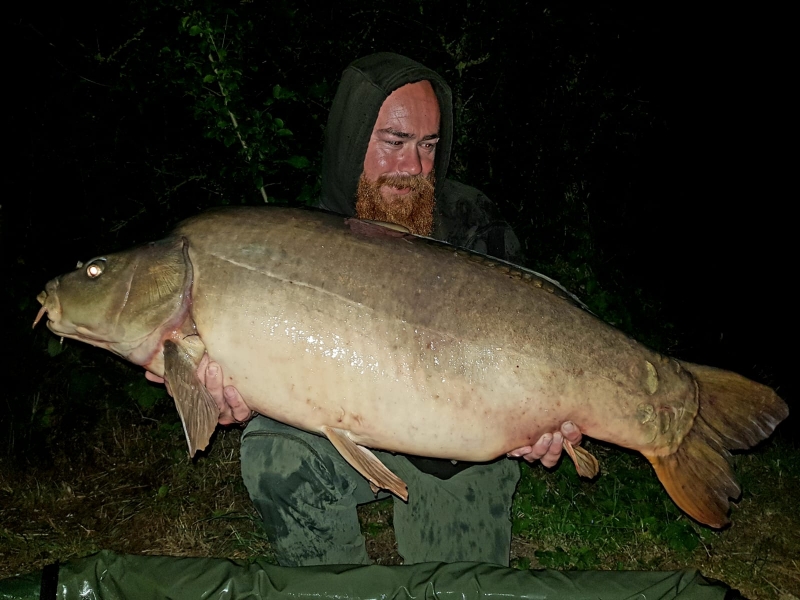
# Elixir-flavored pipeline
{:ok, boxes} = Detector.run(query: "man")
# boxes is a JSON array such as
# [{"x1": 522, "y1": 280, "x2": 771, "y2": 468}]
[{"x1": 152, "y1": 53, "x2": 582, "y2": 566}]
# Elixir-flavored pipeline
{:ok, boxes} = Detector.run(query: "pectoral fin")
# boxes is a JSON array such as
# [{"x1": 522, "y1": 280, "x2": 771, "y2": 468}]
[
  {"x1": 163, "y1": 340, "x2": 220, "y2": 457},
  {"x1": 563, "y1": 440, "x2": 599, "y2": 478},
  {"x1": 321, "y1": 426, "x2": 408, "y2": 501}
]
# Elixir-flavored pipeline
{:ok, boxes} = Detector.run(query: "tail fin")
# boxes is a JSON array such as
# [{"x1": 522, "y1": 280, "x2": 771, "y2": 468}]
[{"x1": 646, "y1": 362, "x2": 788, "y2": 528}]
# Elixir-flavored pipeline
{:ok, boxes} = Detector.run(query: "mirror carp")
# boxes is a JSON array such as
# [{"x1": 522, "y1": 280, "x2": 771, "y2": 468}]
[{"x1": 35, "y1": 207, "x2": 788, "y2": 528}]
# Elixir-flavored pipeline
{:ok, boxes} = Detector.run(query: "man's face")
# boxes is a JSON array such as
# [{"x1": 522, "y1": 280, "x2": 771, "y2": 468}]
[{"x1": 356, "y1": 80, "x2": 440, "y2": 235}]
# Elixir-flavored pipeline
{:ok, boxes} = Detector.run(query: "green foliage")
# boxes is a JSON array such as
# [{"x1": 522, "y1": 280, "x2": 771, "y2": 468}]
[
  {"x1": 156, "y1": 5, "x2": 312, "y2": 203},
  {"x1": 512, "y1": 444, "x2": 703, "y2": 568},
  {"x1": 126, "y1": 378, "x2": 169, "y2": 410},
  {"x1": 46, "y1": 337, "x2": 65, "y2": 357},
  {"x1": 68, "y1": 370, "x2": 103, "y2": 400}
]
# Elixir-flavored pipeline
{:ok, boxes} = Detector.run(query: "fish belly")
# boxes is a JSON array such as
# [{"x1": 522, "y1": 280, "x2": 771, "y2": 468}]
[{"x1": 181, "y1": 208, "x2": 697, "y2": 461}]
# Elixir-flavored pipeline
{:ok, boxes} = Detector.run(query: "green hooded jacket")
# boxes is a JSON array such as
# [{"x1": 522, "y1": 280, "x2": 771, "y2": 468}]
[{"x1": 319, "y1": 52, "x2": 522, "y2": 264}]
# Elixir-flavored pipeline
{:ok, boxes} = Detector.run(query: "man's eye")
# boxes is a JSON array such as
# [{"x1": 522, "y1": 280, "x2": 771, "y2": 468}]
[{"x1": 386, "y1": 140, "x2": 403, "y2": 146}]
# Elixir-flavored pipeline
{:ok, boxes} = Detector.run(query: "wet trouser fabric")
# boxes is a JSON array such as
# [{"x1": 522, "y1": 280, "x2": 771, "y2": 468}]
[
  {"x1": 0, "y1": 551, "x2": 736, "y2": 600},
  {"x1": 240, "y1": 415, "x2": 521, "y2": 567}
]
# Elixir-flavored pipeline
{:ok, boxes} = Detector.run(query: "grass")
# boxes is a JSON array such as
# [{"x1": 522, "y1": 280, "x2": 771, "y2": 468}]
[
  {"x1": 1, "y1": 407, "x2": 797, "y2": 598},
  {"x1": 509, "y1": 439, "x2": 800, "y2": 597},
  {"x1": 0, "y1": 407, "x2": 273, "y2": 571}
]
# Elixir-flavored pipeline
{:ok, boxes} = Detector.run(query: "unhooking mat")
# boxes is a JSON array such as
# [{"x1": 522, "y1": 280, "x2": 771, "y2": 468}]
[{"x1": 0, "y1": 549, "x2": 737, "y2": 599}]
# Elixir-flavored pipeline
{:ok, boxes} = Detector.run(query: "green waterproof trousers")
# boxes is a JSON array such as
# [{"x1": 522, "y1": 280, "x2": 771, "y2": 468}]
[{"x1": 240, "y1": 415, "x2": 521, "y2": 566}]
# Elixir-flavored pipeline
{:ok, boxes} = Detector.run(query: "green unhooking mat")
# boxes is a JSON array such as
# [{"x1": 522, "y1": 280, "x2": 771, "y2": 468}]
[{"x1": 0, "y1": 550, "x2": 737, "y2": 600}]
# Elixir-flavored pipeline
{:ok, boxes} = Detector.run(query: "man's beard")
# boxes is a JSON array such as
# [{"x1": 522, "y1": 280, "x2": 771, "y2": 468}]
[{"x1": 355, "y1": 170, "x2": 436, "y2": 236}]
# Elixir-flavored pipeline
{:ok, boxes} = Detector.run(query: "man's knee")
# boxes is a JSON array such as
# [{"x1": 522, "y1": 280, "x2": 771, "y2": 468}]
[
  {"x1": 240, "y1": 421, "x2": 347, "y2": 509},
  {"x1": 239, "y1": 417, "x2": 371, "y2": 566}
]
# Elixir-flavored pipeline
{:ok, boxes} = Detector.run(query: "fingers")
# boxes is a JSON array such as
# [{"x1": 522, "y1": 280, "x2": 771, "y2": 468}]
[
  {"x1": 561, "y1": 421, "x2": 582, "y2": 445},
  {"x1": 196, "y1": 356, "x2": 252, "y2": 426},
  {"x1": 506, "y1": 432, "x2": 554, "y2": 463},
  {"x1": 538, "y1": 431, "x2": 563, "y2": 468},
  {"x1": 145, "y1": 371, "x2": 165, "y2": 384},
  {"x1": 195, "y1": 354, "x2": 211, "y2": 385},
  {"x1": 204, "y1": 362, "x2": 225, "y2": 408},
  {"x1": 507, "y1": 421, "x2": 583, "y2": 467},
  {"x1": 148, "y1": 355, "x2": 252, "y2": 427},
  {"x1": 507, "y1": 445, "x2": 534, "y2": 459},
  {"x1": 223, "y1": 385, "x2": 253, "y2": 423},
  {"x1": 202, "y1": 360, "x2": 236, "y2": 425}
]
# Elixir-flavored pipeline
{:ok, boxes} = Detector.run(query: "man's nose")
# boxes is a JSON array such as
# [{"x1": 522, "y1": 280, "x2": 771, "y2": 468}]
[{"x1": 397, "y1": 146, "x2": 422, "y2": 176}]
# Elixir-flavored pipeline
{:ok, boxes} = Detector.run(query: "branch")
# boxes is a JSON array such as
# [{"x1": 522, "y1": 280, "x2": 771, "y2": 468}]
[{"x1": 206, "y1": 32, "x2": 268, "y2": 203}]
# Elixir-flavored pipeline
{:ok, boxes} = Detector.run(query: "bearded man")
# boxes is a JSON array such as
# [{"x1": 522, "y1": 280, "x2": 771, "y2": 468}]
[{"x1": 154, "y1": 53, "x2": 582, "y2": 566}]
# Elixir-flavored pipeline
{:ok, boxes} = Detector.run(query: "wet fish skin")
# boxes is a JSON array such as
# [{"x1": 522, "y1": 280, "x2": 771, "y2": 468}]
[{"x1": 35, "y1": 207, "x2": 788, "y2": 528}]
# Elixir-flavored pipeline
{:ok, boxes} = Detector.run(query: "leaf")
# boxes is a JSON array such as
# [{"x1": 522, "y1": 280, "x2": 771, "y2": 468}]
[
  {"x1": 273, "y1": 84, "x2": 296, "y2": 100},
  {"x1": 189, "y1": 25, "x2": 202, "y2": 36},
  {"x1": 203, "y1": 74, "x2": 216, "y2": 83},
  {"x1": 127, "y1": 378, "x2": 168, "y2": 410},
  {"x1": 47, "y1": 337, "x2": 64, "y2": 357},
  {"x1": 309, "y1": 81, "x2": 328, "y2": 99},
  {"x1": 285, "y1": 155, "x2": 310, "y2": 169},
  {"x1": 276, "y1": 128, "x2": 293, "y2": 137}
]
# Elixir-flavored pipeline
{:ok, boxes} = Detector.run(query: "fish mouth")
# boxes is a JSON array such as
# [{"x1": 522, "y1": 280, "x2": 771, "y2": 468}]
[
  {"x1": 33, "y1": 280, "x2": 67, "y2": 335},
  {"x1": 33, "y1": 281, "x2": 113, "y2": 345},
  {"x1": 33, "y1": 297, "x2": 48, "y2": 329}
]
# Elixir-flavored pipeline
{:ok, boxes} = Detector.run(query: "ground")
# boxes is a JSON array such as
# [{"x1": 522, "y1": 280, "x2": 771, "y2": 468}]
[{"x1": 0, "y1": 410, "x2": 797, "y2": 599}]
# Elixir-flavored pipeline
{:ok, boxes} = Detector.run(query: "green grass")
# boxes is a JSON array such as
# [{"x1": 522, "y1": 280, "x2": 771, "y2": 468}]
[
  {"x1": 509, "y1": 437, "x2": 800, "y2": 598},
  {"x1": 511, "y1": 442, "x2": 703, "y2": 570}
]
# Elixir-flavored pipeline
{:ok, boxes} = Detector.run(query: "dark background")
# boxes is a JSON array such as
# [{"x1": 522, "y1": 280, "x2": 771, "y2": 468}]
[{"x1": 5, "y1": 2, "x2": 793, "y2": 455}]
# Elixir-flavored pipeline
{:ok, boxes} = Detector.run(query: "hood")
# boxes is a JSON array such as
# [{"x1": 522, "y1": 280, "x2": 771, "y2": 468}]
[{"x1": 319, "y1": 52, "x2": 454, "y2": 216}]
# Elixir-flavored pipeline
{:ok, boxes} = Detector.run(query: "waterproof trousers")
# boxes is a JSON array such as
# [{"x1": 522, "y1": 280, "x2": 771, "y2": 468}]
[{"x1": 240, "y1": 415, "x2": 521, "y2": 566}]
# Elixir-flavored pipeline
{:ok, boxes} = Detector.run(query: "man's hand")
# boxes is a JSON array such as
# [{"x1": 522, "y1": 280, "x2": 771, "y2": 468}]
[
  {"x1": 506, "y1": 422, "x2": 582, "y2": 468},
  {"x1": 144, "y1": 355, "x2": 253, "y2": 426},
  {"x1": 195, "y1": 355, "x2": 253, "y2": 425}
]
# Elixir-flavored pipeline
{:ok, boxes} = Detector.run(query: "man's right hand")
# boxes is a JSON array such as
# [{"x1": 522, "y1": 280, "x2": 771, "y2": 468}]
[{"x1": 145, "y1": 356, "x2": 252, "y2": 426}]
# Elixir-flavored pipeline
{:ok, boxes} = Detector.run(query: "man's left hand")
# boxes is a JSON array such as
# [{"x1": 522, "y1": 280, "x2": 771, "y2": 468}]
[
  {"x1": 506, "y1": 422, "x2": 582, "y2": 468},
  {"x1": 195, "y1": 356, "x2": 253, "y2": 425},
  {"x1": 144, "y1": 356, "x2": 253, "y2": 425}
]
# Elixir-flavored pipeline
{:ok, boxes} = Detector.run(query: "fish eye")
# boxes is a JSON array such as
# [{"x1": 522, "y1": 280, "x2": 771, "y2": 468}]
[{"x1": 86, "y1": 259, "x2": 106, "y2": 278}]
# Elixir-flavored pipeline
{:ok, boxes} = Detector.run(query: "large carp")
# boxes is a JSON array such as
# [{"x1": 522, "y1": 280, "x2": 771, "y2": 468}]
[{"x1": 35, "y1": 207, "x2": 787, "y2": 528}]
